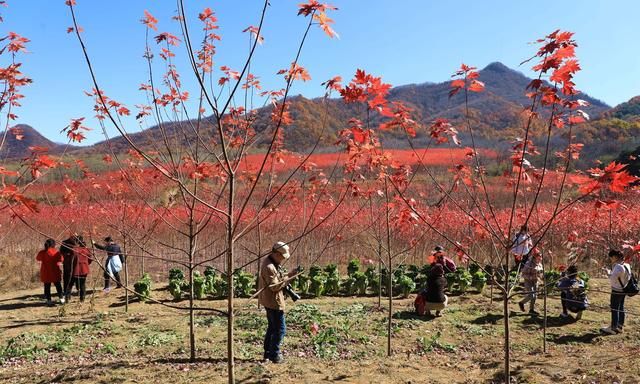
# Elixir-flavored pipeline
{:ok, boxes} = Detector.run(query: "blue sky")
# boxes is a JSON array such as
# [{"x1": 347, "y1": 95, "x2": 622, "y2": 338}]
[{"x1": 3, "y1": 0, "x2": 639, "y2": 145}]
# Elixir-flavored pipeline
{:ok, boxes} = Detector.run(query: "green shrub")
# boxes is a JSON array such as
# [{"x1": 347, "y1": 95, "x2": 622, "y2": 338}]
[
  {"x1": 398, "y1": 275, "x2": 416, "y2": 298},
  {"x1": 324, "y1": 264, "x2": 341, "y2": 295},
  {"x1": 472, "y1": 270, "x2": 487, "y2": 292},
  {"x1": 193, "y1": 271, "x2": 205, "y2": 299},
  {"x1": 169, "y1": 268, "x2": 184, "y2": 281},
  {"x1": 353, "y1": 271, "x2": 368, "y2": 295},
  {"x1": 134, "y1": 273, "x2": 152, "y2": 302},
  {"x1": 234, "y1": 270, "x2": 255, "y2": 298},
  {"x1": 310, "y1": 274, "x2": 327, "y2": 297},
  {"x1": 168, "y1": 279, "x2": 182, "y2": 301},
  {"x1": 347, "y1": 259, "x2": 360, "y2": 277},
  {"x1": 456, "y1": 269, "x2": 473, "y2": 293}
]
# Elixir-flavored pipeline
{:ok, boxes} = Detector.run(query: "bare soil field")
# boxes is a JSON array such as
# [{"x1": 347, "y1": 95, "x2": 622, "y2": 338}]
[{"x1": 1, "y1": 279, "x2": 639, "y2": 384}]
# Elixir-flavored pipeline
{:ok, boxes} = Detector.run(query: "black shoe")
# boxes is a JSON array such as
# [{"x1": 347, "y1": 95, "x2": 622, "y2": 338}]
[{"x1": 518, "y1": 302, "x2": 525, "y2": 312}]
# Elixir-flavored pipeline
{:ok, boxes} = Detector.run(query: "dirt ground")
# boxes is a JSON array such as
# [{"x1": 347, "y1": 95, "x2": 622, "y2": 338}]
[{"x1": 1, "y1": 278, "x2": 639, "y2": 384}]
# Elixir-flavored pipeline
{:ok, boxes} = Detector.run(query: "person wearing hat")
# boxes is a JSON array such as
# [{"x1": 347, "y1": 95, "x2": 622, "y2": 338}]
[
  {"x1": 259, "y1": 241, "x2": 298, "y2": 363},
  {"x1": 93, "y1": 236, "x2": 123, "y2": 293},
  {"x1": 429, "y1": 246, "x2": 457, "y2": 274}
]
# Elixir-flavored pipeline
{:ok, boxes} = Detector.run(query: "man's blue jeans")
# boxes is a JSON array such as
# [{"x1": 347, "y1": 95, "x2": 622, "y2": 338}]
[
  {"x1": 611, "y1": 291, "x2": 626, "y2": 329},
  {"x1": 264, "y1": 308, "x2": 286, "y2": 360}
]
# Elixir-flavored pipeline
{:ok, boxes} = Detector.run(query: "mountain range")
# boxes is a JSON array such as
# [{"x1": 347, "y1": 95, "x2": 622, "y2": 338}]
[{"x1": 2, "y1": 62, "x2": 639, "y2": 161}]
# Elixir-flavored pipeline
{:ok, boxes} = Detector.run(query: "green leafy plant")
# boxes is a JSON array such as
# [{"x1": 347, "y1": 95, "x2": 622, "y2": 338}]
[
  {"x1": 456, "y1": 269, "x2": 473, "y2": 293},
  {"x1": 234, "y1": 270, "x2": 255, "y2": 298},
  {"x1": 398, "y1": 275, "x2": 416, "y2": 298},
  {"x1": 296, "y1": 273, "x2": 310, "y2": 295},
  {"x1": 472, "y1": 270, "x2": 487, "y2": 292},
  {"x1": 353, "y1": 271, "x2": 368, "y2": 295},
  {"x1": 310, "y1": 272, "x2": 327, "y2": 298},
  {"x1": 324, "y1": 264, "x2": 341, "y2": 295},
  {"x1": 577, "y1": 271, "x2": 590, "y2": 290},
  {"x1": 134, "y1": 273, "x2": 152, "y2": 302},
  {"x1": 169, "y1": 268, "x2": 184, "y2": 281},
  {"x1": 365, "y1": 266, "x2": 380, "y2": 294},
  {"x1": 347, "y1": 259, "x2": 360, "y2": 277},
  {"x1": 168, "y1": 279, "x2": 182, "y2": 301},
  {"x1": 416, "y1": 331, "x2": 456, "y2": 353},
  {"x1": 193, "y1": 271, "x2": 205, "y2": 300},
  {"x1": 445, "y1": 272, "x2": 457, "y2": 292}
]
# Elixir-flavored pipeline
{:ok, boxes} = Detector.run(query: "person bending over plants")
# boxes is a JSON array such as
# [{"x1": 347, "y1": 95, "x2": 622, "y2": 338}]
[
  {"x1": 258, "y1": 241, "x2": 299, "y2": 363},
  {"x1": 518, "y1": 250, "x2": 543, "y2": 315},
  {"x1": 557, "y1": 265, "x2": 588, "y2": 320},
  {"x1": 93, "y1": 236, "x2": 123, "y2": 293},
  {"x1": 429, "y1": 245, "x2": 457, "y2": 273}
]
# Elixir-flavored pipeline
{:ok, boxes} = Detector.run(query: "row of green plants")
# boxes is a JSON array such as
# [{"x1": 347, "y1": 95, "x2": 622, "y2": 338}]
[
  {"x1": 136, "y1": 261, "x2": 589, "y2": 302},
  {"x1": 158, "y1": 260, "x2": 492, "y2": 301}
]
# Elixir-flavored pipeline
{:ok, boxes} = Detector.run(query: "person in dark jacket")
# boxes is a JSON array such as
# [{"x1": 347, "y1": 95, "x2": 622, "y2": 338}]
[
  {"x1": 72, "y1": 236, "x2": 93, "y2": 302},
  {"x1": 93, "y1": 236, "x2": 123, "y2": 292},
  {"x1": 60, "y1": 234, "x2": 78, "y2": 302},
  {"x1": 557, "y1": 265, "x2": 588, "y2": 320},
  {"x1": 425, "y1": 264, "x2": 448, "y2": 317}
]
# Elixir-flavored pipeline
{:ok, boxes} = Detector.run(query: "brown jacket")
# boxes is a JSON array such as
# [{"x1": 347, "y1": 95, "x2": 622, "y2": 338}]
[{"x1": 259, "y1": 257, "x2": 287, "y2": 310}]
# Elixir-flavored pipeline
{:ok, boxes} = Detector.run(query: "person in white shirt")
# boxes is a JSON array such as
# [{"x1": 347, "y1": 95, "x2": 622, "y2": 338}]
[
  {"x1": 601, "y1": 249, "x2": 631, "y2": 334},
  {"x1": 511, "y1": 225, "x2": 533, "y2": 267}
]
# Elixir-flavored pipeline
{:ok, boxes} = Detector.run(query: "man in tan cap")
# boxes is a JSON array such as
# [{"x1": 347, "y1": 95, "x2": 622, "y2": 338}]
[{"x1": 259, "y1": 241, "x2": 298, "y2": 363}]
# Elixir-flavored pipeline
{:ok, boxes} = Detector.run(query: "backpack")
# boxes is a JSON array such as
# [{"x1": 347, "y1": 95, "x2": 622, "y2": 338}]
[
  {"x1": 414, "y1": 291, "x2": 427, "y2": 315},
  {"x1": 618, "y1": 265, "x2": 639, "y2": 297}
]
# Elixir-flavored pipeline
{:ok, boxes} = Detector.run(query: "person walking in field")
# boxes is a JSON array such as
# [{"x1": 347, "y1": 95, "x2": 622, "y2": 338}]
[
  {"x1": 557, "y1": 265, "x2": 588, "y2": 320},
  {"x1": 36, "y1": 238, "x2": 65, "y2": 306},
  {"x1": 93, "y1": 236, "x2": 123, "y2": 293},
  {"x1": 601, "y1": 249, "x2": 631, "y2": 334},
  {"x1": 258, "y1": 241, "x2": 298, "y2": 363},
  {"x1": 511, "y1": 225, "x2": 533, "y2": 267},
  {"x1": 518, "y1": 250, "x2": 543, "y2": 315},
  {"x1": 72, "y1": 236, "x2": 92, "y2": 302}
]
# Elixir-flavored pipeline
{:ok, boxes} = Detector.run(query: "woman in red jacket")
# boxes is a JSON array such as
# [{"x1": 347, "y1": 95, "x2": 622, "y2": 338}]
[
  {"x1": 72, "y1": 236, "x2": 92, "y2": 302},
  {"x1": 36, "y1": 238, "x2": 64, "y2": 306}
]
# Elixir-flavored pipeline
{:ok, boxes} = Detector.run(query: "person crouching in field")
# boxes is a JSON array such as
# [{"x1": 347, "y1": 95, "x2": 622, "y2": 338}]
[
  {"x1": 258, "y1": 241, "x2": 298, "y2": 363},
  {"x1": 557, "y1": 265, "x2": 588, "y2": 320},
  {"x1": 601, "y1": 249, "x2": 631, "y2": 335},
  {"x1": 72, "y1": 236, "x2": 92, "y2": 302},
  {"x1": 36, "y1": 239, "x2": 64, "y2": 306},
  {"x1": 518, "y1": 250, "x2": 543, "y2": 315},
  {"x1": 425, "y1": 264, "x2": 448, "y2": 317}
]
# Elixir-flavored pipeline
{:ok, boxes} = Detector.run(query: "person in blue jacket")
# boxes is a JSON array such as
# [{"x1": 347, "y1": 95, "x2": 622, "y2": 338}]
[{"x1": 557, "y1": 265, "x2": 588, "y2": 320}]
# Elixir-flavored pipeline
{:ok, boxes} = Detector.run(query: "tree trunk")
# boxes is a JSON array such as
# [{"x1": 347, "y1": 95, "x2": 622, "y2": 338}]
[
  {"x1": 503, "y1": 252, "x2": 511, "y2": 383},
  {"x1": 227, "y1": 174, "x2": 236, "y2": 384},
  {"x1": 189, "y1": 265, "x2": 196, "y2": 362},
  {"x1": 385, "y1": 177, "x2": 392, "y2": 357},
  {"x1": 123, "y1": 232, "x2": 129, "y2": 313}
]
